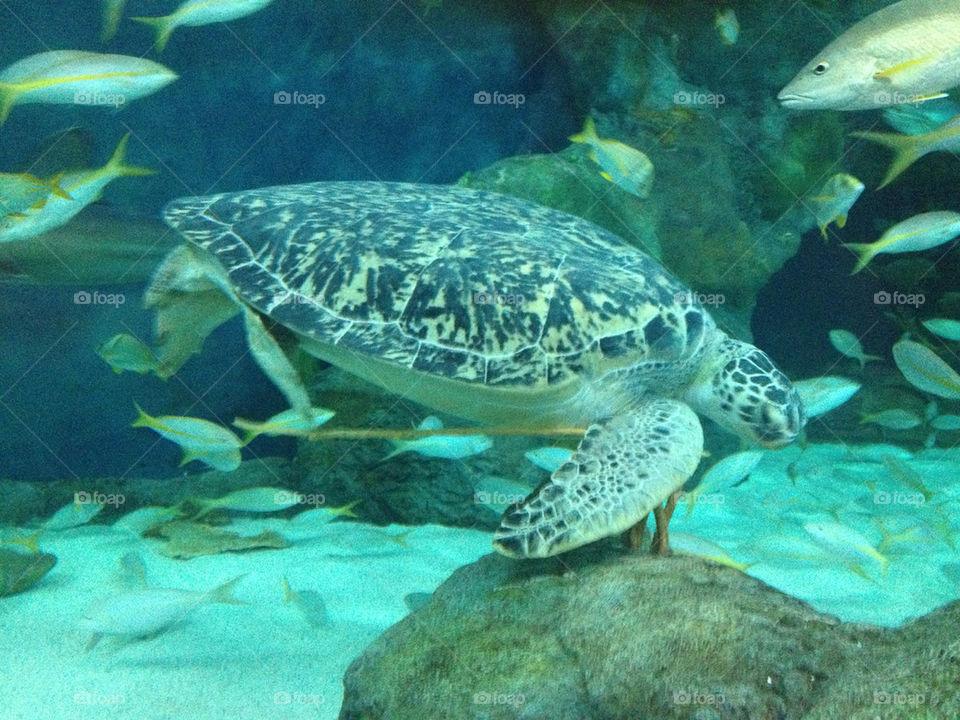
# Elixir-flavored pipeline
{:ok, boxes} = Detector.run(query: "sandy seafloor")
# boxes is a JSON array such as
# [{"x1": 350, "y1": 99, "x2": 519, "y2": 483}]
[
  {"x1": 0, "y1": 518, "x2": 493, "y2": 720},
  {"x1": 1, "y1": 443, "x2": 958, "y2": 719}
]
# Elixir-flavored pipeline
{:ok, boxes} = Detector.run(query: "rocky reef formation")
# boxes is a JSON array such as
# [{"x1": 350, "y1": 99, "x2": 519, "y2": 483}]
[{"x1": 340, "y1": 547, "x2": 959, "y2": 719}]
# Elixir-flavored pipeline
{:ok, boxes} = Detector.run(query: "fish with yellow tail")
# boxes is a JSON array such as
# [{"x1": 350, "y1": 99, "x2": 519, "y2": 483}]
[
  {"x1": 804, "y1": 173, "x2": 864, "y2": 239},
  {"x1": 828, "y1": 329, "x2": 881, "y2": 369},
  {"x1": 892, "y1": 339, "x2": 960, "y2": 400},
  {"x1": 134, "y1": 0, "x2": 277, "y2": 53},
  {"x1": 79, "y1": 574, "x2": 246, "y2": 650},
  {"x1": 569, "y1": 117, "x2": 653, "y2": 199},
  {"x1": 0, "y1": 134, "x2": 154, "y2": 243},
  {"x1": 778, "y1": 0, "x2": 960, "y2": 111},
  {"x1": 851, "y1": 113, "x2": 960, "y2": 189},
  {"x1": 669, "y1": 532, "x2": 753, "y2": 572},
  {"x1": 97, "y1": 333, "x2": 161, "y2": 375},
  {"x1": 131, "y1": 403, "x2": 244, "y2": 471},
  {"x1": 185, "y1": 486, "x2": 304, "y2": 519},
  {"x1": 858, "y1": 408, "x2": 922, "y2": 431},
  {"x1": 233, "y1": 406, "x2": 334, "y2": 443},
  {"x1": 0, "y1": 50, "x2": 177, "y2": 124},
  {"x1": 802, "y1": 519, "x2": 891, "y2": 580},
  {"x1": 842, "y1": 210, "x2": 960, "y2": 274}
]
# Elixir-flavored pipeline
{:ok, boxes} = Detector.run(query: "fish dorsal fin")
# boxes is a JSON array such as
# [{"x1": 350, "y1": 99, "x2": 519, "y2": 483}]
[
  {"x1": 417, "y1": 416, "x2": 443, "y2": 431},
  {"x1": 873, "y1": 56, "x2": 932, "y2": 80}
]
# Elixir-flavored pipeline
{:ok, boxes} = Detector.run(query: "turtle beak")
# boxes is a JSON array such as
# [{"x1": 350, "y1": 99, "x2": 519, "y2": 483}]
[{"x1": 756, "y1": 401, "x2": 804, "y2": 448}]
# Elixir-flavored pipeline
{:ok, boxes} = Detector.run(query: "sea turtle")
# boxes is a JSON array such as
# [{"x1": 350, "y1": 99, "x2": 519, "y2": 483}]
[{"x1": 147, "y1": 181, "x2": 805, "y2": 559}]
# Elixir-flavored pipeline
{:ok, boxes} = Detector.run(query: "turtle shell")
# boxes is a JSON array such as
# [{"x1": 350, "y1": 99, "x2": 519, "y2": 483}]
[{"x1": 163, "y1": 182, "x2": 713, "y2": 418}]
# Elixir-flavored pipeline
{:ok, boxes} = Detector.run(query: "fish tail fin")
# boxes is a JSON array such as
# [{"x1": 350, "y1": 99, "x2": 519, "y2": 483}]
[
  {"x1": 333, "y1": 499, "x2": 361, "y2": 518},
  {"x1": 569, "y1": 116, "x2": 597, "y2": 144},
  {"x1": 0, "y1": 81, "x2": 22, "y2": 125},
  {"x1": 106, "y1": 133, "x2": 155, "y2": 178},
  {"x1": 131, "y1": 15, "x2": 177, "y2": 53},
  {"x1": 281, "y1": 576, "x2": 294, "y2": 604},
  {"x1": 131, "y1": 401, "x2": 153, "y2": 428},
  {"x1": 22, "y1": 531, "x2": 41, "y2": 553},
  {"x1": 382, "y1": 443, "x2": 404, "y2": 460},
  {"x1": 875, "y1": 519, "x2": 929, "y2": 555},
  {"x1": 205, "y1": 574, "x2": 247, "y2": 606},
  {"x1": 841, "y1": 242, "x2": 876, "y2": 274},
  {"x1": 879, "y1": 554, "x2": 890, "y2": 581},
  {"x1": 850, "y1": 130, "x2": 926, "y2": 189},
  {"x1": 847, "y1": 562, "x2": 879, "y2": 585},
  {"x1": 46, "y1": 173, "x2": 73, "y2": 200},
  {"x1": 231, "y1": 417, "x2": 261, "y2": 446}
]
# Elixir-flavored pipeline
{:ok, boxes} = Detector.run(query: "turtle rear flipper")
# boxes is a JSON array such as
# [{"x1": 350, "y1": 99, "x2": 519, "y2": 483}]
[{"x1": 493, "y1": 399, "x2": 703, "y2": 559}]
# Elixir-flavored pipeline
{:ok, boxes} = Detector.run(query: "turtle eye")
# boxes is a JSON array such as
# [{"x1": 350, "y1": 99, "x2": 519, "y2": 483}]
[{"x1": 813, "y1": 61, "x2": 829, "y2": 75}]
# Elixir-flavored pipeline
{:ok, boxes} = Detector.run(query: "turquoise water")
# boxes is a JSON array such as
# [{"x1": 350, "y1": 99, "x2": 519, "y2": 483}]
[{"x1": 1, "y1": 1, "x2": 959, "y2": 718}]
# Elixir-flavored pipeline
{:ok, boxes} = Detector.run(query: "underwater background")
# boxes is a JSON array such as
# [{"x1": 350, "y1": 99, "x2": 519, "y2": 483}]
[{"x1": 1, "y1": 1, "x2": 959, "y2": 718}]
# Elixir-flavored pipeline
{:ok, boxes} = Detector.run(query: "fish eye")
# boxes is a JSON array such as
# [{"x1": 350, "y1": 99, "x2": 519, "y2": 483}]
[{"x1": 813, "y1": 61, "x2": 829, "y2": 75}]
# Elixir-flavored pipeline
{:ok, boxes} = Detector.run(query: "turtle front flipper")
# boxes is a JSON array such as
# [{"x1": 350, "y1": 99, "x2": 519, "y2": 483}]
[{"x1": 493, "y1": 399, "x2": 703, "y2": 559}]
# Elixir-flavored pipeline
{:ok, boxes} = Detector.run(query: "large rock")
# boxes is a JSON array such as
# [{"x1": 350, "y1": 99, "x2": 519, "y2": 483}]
[{"x1": 340, "y1": 547, "x2": 959, "y2": 719}]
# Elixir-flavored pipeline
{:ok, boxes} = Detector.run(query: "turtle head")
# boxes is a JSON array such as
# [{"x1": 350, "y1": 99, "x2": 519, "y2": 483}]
[{"x1": 685, "y1": 336, "x2": 805, "y2": 448}]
